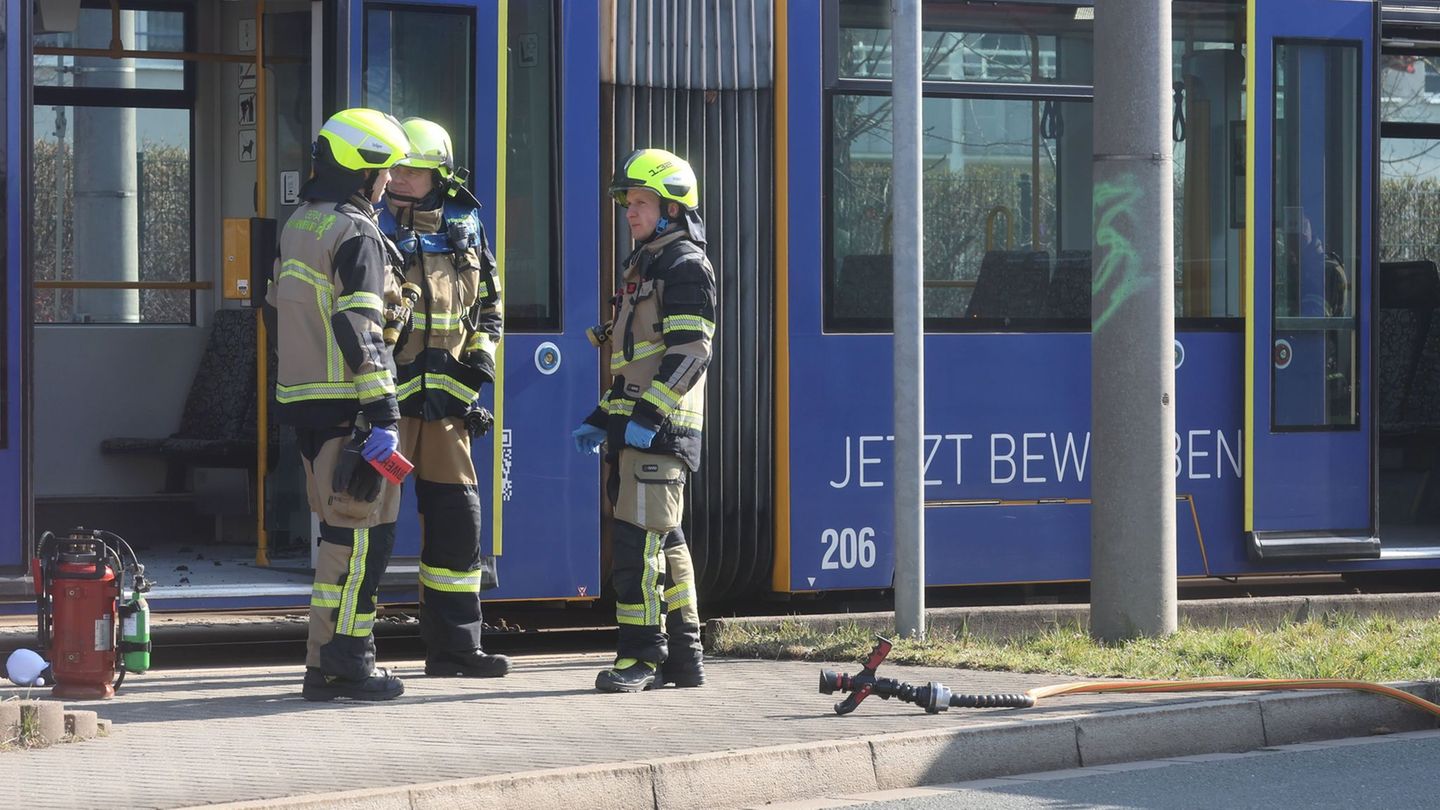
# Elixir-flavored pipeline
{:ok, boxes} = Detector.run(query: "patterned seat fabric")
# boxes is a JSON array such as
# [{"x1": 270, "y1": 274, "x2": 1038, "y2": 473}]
[
  {"x1": 100, "y1": 309, "x2": 262, "y2": 491},
  {"x1": 966, "y1": 250, "x2": 1050, "y2": 321},
  {"x1": 1045, "y1": 250, "x2": 1091, "y2": 320}
]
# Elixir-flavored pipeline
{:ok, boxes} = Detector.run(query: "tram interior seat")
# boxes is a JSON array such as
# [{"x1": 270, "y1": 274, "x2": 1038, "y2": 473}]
[
  {"x1": 1378, "y1": 260, "x2": 1440, "y2": 433},
  {"x1": 965, "y1": 250, "x2": 1050, "y2": 319},
  {"x1": 1044, "y1": 249, "x2": 1092, "y2": 320},
  {"x1": 99, "y1": 308, "x2": 262, "y2": 496}
]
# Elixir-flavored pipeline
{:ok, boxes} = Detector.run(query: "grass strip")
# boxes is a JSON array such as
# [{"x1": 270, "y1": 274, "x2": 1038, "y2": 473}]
[{"x1": 712, "y1": 613, "x2": 1440, "y2": 681}]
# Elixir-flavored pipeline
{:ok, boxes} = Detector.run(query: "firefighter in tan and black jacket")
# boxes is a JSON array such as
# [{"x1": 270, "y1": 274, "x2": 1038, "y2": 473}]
[
  {"x1": 574, "y1": 149, "x2": 716, "y2": 693},
  {"x1": 378, "y1": 118, "x2": 509, "y2": 678},
  {"x1": 267, "y1": 108, "x2": 412, "y2": 701}
]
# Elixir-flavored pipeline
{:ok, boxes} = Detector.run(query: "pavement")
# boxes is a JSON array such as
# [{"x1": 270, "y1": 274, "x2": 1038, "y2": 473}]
[{"x1": 0, "y1": 594, "x2": 1436, "y2": 809}]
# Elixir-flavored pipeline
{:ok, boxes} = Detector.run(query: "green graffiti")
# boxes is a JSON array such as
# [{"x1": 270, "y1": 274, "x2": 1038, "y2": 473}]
[{"x1": 1091, "y1": 174, "x2": 1153, "y2": 332}]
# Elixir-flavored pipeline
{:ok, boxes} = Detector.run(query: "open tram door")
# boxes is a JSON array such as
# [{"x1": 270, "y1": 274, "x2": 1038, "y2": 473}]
[{"x1": 1246, "y1": 0, "x2": 1380, "y2": 560}]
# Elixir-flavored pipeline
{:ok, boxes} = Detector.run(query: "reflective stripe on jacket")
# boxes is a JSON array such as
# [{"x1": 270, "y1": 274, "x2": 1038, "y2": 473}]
[
  {"x1": 378, "y1": 199, "x2": 503, "y2": 421},
  {"x1": 268, "y1": 195, "x2": 402, "y2": 428},
  {"x1": 585, "y1": 228, "x2": 716, "y2": 471}
]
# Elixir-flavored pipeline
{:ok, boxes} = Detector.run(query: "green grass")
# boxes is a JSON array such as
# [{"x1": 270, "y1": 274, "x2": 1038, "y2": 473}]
[{"x1": 712, "y1": 613, "x2": 1440, "y2": 682}]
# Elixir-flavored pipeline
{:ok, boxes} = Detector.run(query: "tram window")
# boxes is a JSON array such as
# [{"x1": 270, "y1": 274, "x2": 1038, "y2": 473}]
[
  {"x1": 364, "y1": 7, "x2": 474, "y2": 176},
  {"x1": 1380, "y1": 53, "x2": 1440, "y2": 270},
  {"x1": 1272, "y1": 41, "x2": 1359, "y2": 429},
  {"x1": 504, "y1": 0, "x2": 560, "y2": 331},
  {"x1": 32, "y1": 4, "x2": 196, "y2": 325},
  {"x1": 828, "y1": 95, "x2": 1093, "y2": 332},
  {"x1": 835, "y1": 0, "x2": 1093, "y2": 85},
  {"x1": 1172, "y1": 1, "x2": 1245, "y2": 320}
]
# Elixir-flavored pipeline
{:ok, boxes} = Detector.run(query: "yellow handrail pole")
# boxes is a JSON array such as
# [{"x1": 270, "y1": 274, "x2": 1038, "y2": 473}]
[
  {"x1": 491, "y1": 1, "x2": 509, "y2": 556},
  {"x1": 255, "y1": 0, "x2": 270, "y2": 567}
]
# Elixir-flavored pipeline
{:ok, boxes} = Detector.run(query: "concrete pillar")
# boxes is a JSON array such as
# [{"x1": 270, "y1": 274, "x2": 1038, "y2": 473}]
[{"x1": 1090, "y1": 0, "x2": 1177, "y2": 641}]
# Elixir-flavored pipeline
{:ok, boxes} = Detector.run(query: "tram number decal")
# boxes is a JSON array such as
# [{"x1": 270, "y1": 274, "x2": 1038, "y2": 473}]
[{"x1": 821, "y1": 527, "x2": 877, "y2": 570}]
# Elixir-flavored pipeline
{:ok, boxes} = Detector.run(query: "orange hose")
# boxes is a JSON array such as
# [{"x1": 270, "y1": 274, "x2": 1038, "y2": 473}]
[{"x1": 1026, "y1": 678, "x2": 1440, "y2": 718}]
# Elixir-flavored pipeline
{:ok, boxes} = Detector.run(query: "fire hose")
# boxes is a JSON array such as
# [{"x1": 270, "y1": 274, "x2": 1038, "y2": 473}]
[{"x1": 820, "y1": 635, "x2": 1440, "y2": 718}]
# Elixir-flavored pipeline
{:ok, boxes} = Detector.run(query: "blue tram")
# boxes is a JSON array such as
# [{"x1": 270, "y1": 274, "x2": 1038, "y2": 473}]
[{"x1": 0, "y1": 0, "x2": 1438, "y2": 612}]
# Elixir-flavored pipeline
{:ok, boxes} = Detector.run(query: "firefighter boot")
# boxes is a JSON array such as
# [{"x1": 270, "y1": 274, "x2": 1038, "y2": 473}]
[
  {"x1": 595, "y1": 659, "x2": 657, "y2": 693},
  {"x1": 658, "y1": 622, "x2": 706, "y2": 688},
  {"x1": 425, "y1": 648, "x2": 511, "y2": 678},
  {"x1": 302, "y1": 667, "x2": 405, "y2": 702}
]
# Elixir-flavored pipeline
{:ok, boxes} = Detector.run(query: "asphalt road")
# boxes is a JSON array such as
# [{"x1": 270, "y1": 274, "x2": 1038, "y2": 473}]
[{"x1": 846, "y1": 730, "x2": 1440, "y2": 810}]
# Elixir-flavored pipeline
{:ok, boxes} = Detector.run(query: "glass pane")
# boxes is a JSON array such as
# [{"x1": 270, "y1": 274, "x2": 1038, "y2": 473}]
[
  {"x1": 1381, "y1": 137, "x2": 1440, "y2": 265},
  {"x1": 505, "y1": 0, "x2": 559, "y2": 330},
  {"x1": 32, "y1": 106, "x2": 193, "y2": 324},
  {"x1": 35, "y1": 9, "x2": 186, "y2": 90},
  {"x1": 1272, "y1": 42, "x2": 1358, "y2": 428},
  {"x1": 1173, "y1": 1, "x2": 1245, "y2": 318},
  {"x1": 364, "y1": 7, "x2": 473, "y2": 174},
  {"x1": 1382, "y1": 53, "x2": 1440, "y2": 125},
  {"x1": 837, "y1": 0, "x2": 1093, "y2": 84},
  {"x1": 829, "y1": 95, "x2": 1093, "y2": 330}
]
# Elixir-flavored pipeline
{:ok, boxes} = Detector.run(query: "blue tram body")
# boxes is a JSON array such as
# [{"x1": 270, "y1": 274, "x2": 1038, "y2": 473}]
[{"x1": 1, "y1": 0, "x2": 1439, "y2": 611}]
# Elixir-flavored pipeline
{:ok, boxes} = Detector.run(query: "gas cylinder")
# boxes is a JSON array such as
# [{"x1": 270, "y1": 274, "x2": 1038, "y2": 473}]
[
  {"x1": 38, "y1": 531, "x2": 121, "y2": 699},
  {"x1": 119, "y1": 586, "x2": 151, "y2": 674}
]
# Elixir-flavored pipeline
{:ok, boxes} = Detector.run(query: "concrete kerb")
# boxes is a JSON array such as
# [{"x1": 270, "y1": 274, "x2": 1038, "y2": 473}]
[
  {"x1": 190, "y1": 683, "x2": 1440, "y2": 810},
  {"x1": 708, "y1": 593, "x2": 1440, "y2": 642}
]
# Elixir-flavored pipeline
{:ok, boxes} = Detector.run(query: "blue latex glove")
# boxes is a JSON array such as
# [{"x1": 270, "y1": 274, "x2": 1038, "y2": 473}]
[
  {"x1": 361, "y1": 424, "x2": 399, "y2": 462},
  {"x1": 624, "y1": 421, "x2": 657, "y2": 449},
  {"x1": 572, "y1": 424, "x2": 606, "y2": 455}
]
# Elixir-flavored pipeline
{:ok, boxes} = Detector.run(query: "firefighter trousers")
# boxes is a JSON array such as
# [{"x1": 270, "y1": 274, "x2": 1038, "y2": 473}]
[
  {"x1": 607, "y1": 448, "x2": 702, "y2": 664},
  {"x1": 299, "y1": 427, "x2": 402, "y2": 681},
  {"x1": 398, "y1": 416, "x2": 489, "y2": 654}
]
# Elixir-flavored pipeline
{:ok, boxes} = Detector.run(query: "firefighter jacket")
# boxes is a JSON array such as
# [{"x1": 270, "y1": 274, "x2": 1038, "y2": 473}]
[
  {"x1": 378, "y1": 199, "x2": 502, "y2": 421},
  {"x1": 268, "y1": 193, "x2": 403, "y2": 429},
  {"x1": 585, "y1": 227, "x2": 716, "y2": 471}
]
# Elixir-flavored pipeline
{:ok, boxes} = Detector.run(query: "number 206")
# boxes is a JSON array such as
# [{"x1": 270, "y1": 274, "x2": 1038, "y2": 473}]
[{"x1": 821, "y1": 527, "x2": 877, "y2": 570}]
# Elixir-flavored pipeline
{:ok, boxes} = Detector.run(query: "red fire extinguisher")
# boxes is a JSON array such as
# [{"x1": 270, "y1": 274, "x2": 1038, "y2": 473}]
[{"x1": 33, "y1": 528, "x2": 151, "y2": 700}]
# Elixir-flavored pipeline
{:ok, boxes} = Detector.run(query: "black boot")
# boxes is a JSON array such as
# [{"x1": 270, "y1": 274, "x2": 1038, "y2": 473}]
[
  {"x1": 425, "y1": 648, "x2": 511, "y2": 678},
  {"x1": 595, "y1": 659, "x2": 656, "y2": 693},
  {"x1": 659, "y1": 622, "x2": 706, "y2": 687},
  {"x1": 302, "y1": 666, "x2": 405, "y2": 702}
]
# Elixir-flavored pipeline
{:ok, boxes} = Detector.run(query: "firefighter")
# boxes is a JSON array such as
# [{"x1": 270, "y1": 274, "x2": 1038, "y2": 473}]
[
  {"x1": 378, "y1": 118, "x2": 509, "y2": 678},
  {"x1": 267, "y1": 108, "x2": 412, "y2": 701},
  {"x1": 574, "y1": 148, "x2": 716, "y2": 693}
]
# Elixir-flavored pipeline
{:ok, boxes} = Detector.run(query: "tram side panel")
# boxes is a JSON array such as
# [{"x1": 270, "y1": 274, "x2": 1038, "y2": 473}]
[{"x1": 785, "y1": 332, "x2": 1237, "y2": 591}]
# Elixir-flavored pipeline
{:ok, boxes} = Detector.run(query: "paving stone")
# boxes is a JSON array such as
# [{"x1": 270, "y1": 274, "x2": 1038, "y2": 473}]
[
  {"x1": 0, "y1": 653, "x2": 1421, "y2": 810},
  {"x1": 17, "y1": 699, "x2": 66, "y2": 746},
  {"x1": 64, "y1": 710, "x2": 98, "y2": 741}
]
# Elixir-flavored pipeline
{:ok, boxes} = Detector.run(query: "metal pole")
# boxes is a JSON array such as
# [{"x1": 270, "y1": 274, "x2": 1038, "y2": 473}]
[
  {"x1": 891, "y1": 0, "x2": 925, "y2": 640},
  {"x1": 1090, "y1": 0, "x2": 1177, "y2": 641}
]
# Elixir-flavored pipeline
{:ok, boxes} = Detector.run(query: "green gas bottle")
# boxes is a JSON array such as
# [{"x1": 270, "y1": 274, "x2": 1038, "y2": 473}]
[{"x1": 120, "y1": 589, "x2": 151, "y2": 673}]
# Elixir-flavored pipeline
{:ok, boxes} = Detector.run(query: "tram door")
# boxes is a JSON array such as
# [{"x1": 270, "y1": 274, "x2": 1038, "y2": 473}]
[
  {"x1": 0, "y1": 0, "x2": 22, "y2": 577},
  {"x1": 1246, "y1": 0, "x2": 1378, "y2": 559},
  {"x1": 359, "y1": 0, "x2": 600, "y2": 601}
]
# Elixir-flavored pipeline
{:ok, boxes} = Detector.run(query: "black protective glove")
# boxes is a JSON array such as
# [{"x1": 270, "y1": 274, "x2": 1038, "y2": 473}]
[
  {"x1": 332, "y1": 430, "x2": 383, "y2": 503},
  {"x1": 465, "y1": 405, "x2": 495, "y2": 439}
]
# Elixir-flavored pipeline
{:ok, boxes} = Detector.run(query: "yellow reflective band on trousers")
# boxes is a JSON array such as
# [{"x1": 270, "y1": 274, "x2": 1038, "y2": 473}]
[
  {"x1": 276, "y1": 381, "x2": 360, "y2": 403},
  {"x1": 311, "y1": 582, "x2": 343, "y2": 609},
  {"x1": 611, "y1": 339, "x2": 665, "y2": 370},
  {"x1": 616, "y1": 602, "x2": 648, "y2": 626},
  {"x1": 419, "y1": 563, "x2": 484, "y2": 594},
  {"x1": 279, "y1": 259, "x2": 341, "y2": 381},
  {"x1": 642, "y1": 530, "x2": 664, "y2": 625},
  {"x1": 664, "y1": 582, "x2": 696, "y2": 612},
  {"x1": 336, "y1": 528, "x2": 371, "y2": 637},
  {"x1": 662, "y1": 314, "x2": 715, "y2": 338},
  {"x1": 337, "y1": 291, "x2": 384, "y2": 313}
]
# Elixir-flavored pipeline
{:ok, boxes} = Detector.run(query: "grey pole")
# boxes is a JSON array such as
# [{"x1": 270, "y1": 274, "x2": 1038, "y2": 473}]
[
  {"x1": 891, "y1": 0, "x2": 925, "y2": 639},
  {"x1": 73, "y1": 10, "x2": 140, "y2": 323},
  {"x1": 1090, "y1": 0, "x2": 1177, "y2": 641}
]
